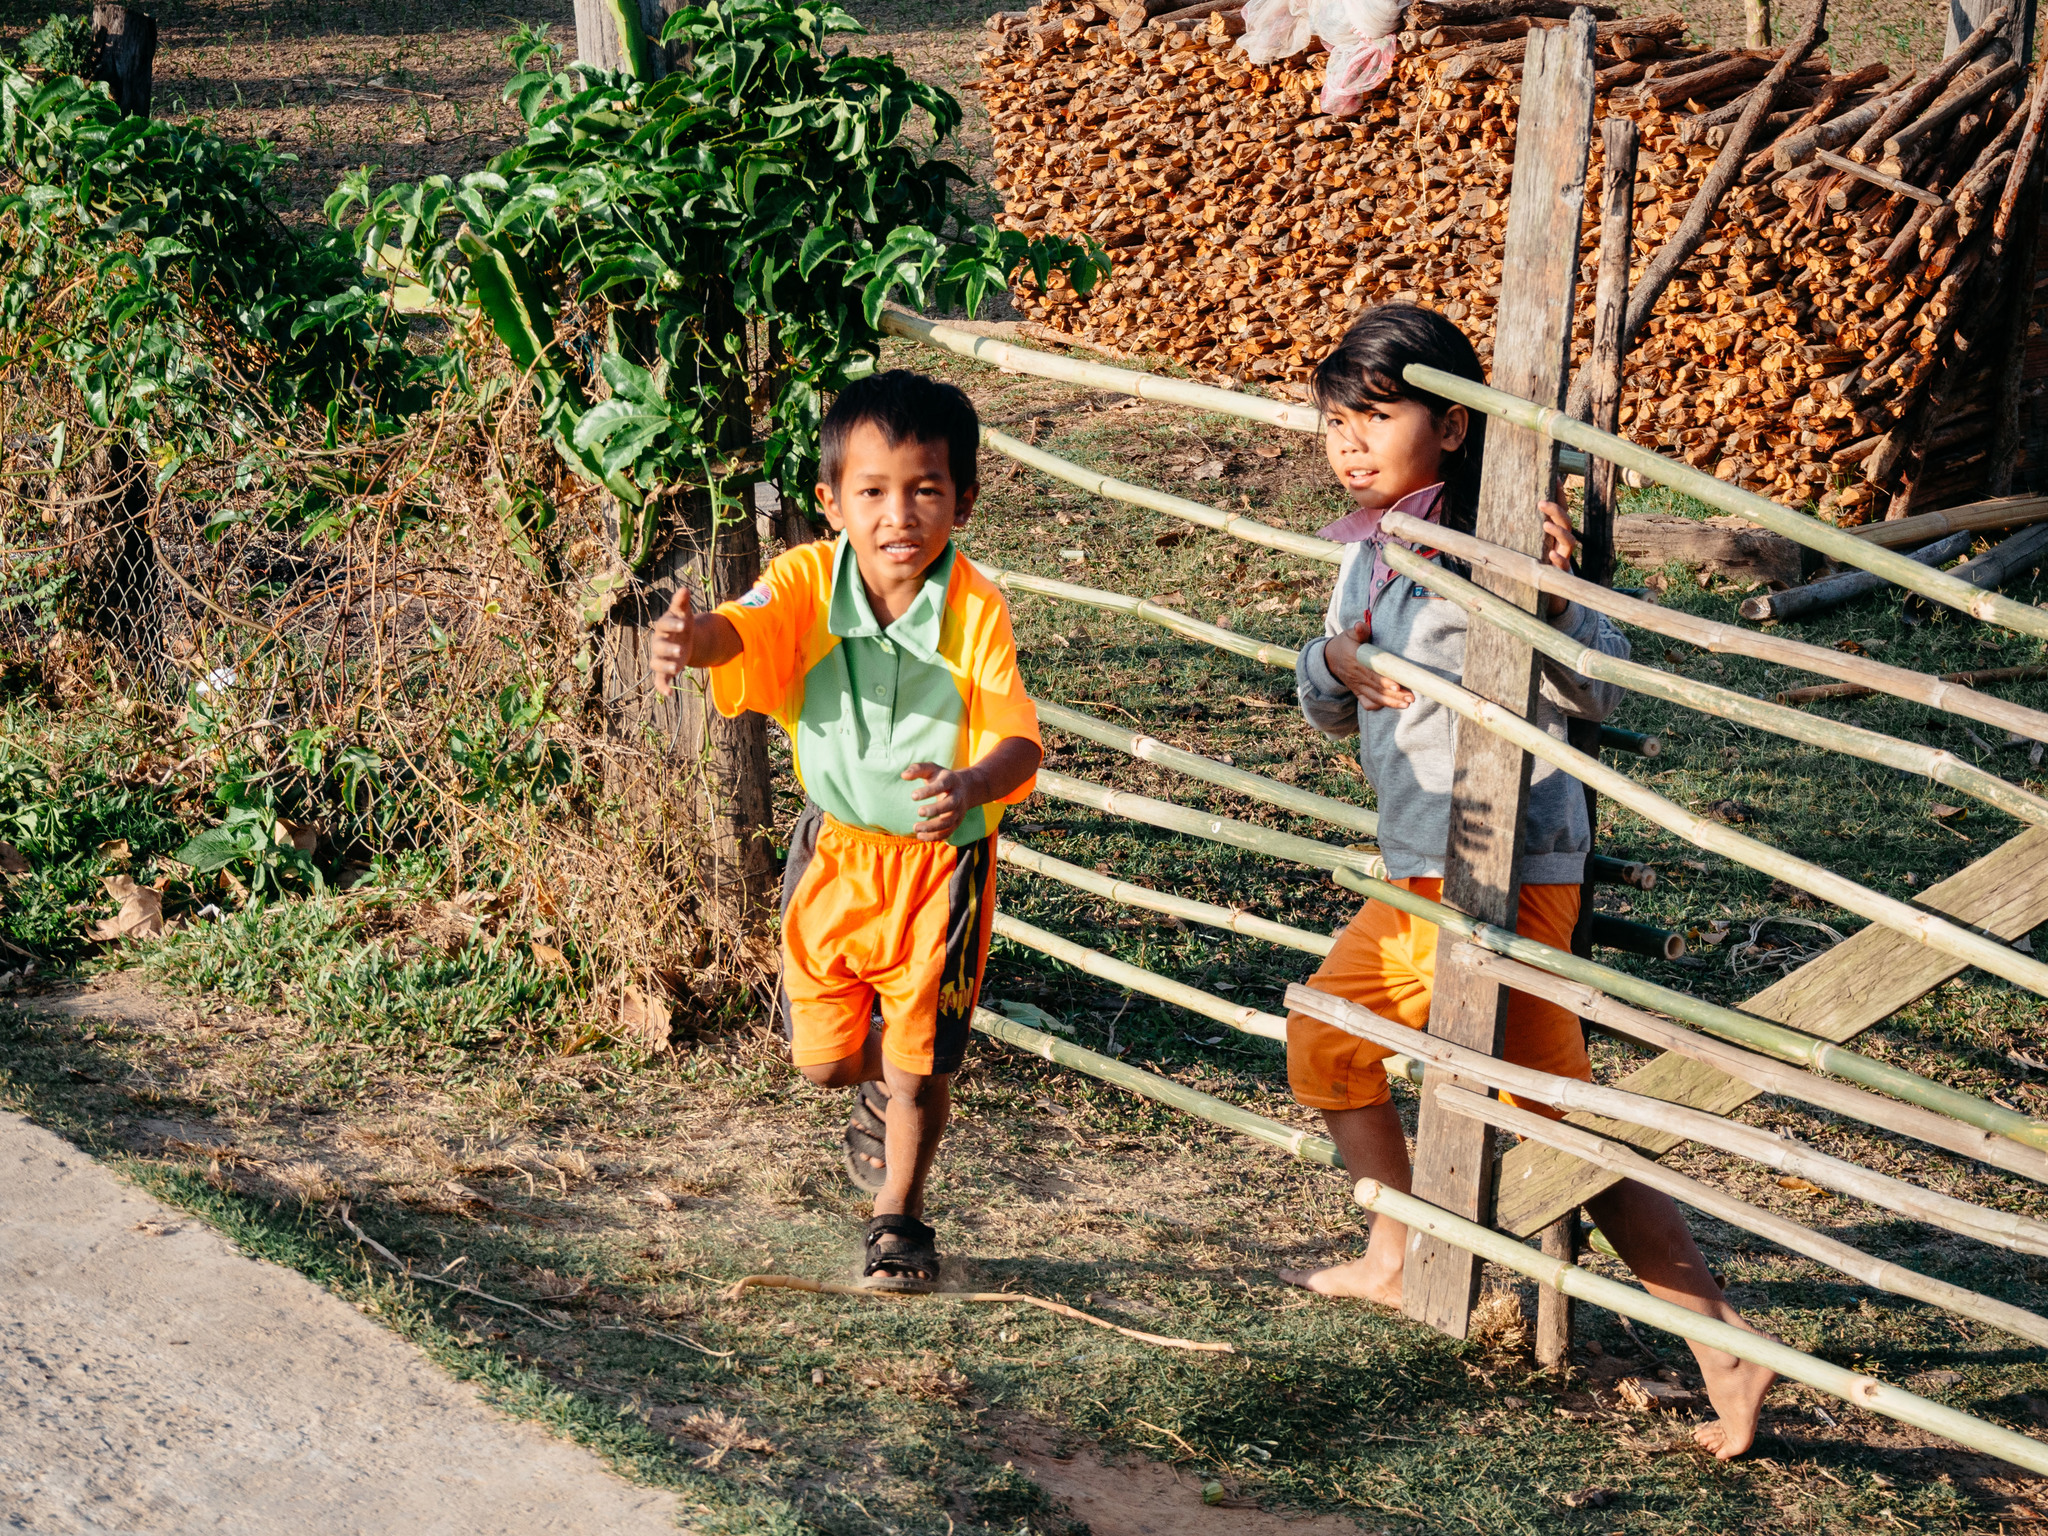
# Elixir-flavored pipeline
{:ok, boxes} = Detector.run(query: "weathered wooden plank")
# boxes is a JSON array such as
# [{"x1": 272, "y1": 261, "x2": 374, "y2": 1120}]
[
  {"x1": 1405, "y1": 8, "x2": 1598, "y2": 1338},
  {"x1": 1497, "y1": 824, "x2": 2048, "y2": 1237},
  {"x1": 1579, "y1": 115, "x2": 1638, "y2": 589}
]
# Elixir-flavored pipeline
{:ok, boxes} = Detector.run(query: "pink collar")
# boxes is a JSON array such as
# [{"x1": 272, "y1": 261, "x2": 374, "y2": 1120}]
[{"x1": 1316, "y1": 482, "x2": 1445, "y2": 545}]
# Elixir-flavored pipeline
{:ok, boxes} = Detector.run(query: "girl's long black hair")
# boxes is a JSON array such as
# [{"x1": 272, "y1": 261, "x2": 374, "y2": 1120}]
[{"x1": 1309, "y1": 304, "x2": 1486, "y2": 540}]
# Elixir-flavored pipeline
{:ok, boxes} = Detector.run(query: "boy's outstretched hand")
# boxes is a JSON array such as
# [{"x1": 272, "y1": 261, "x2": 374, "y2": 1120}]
[
  {"x1": 649, "y1": 588, "x2": 698, "y2": 698},
  {"x1": 1539, "y1": 500, "x2": 1577, "y2": 619},
  {"x1": 649, "y1": 586, "x2": 743, "y2": 696}
]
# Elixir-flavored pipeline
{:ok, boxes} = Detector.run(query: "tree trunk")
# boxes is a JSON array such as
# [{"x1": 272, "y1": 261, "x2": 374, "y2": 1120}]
[{"x1": 88, "y1": 5, "x2": 156, "y2": 118}]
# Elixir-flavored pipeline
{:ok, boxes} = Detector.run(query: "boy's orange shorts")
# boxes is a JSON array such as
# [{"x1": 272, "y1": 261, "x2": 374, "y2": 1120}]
[
  {"x1": 778, "y1": 806, "x2": 996, "y2": 1077},
  {"x1": 1286, "y1": 877, "x2": 1591, "y2": 1116}
]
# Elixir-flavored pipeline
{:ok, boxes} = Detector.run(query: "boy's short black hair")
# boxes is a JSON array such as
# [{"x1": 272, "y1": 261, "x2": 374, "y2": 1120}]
[{"x1": 820, "y1": 369, "x2": 980, "y2": 493}]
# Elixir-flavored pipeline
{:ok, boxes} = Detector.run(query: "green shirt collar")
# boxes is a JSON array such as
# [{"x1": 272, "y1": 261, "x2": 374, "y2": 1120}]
[{"x1": 826, "y1": 535, "x2": 956, "y2": 666}]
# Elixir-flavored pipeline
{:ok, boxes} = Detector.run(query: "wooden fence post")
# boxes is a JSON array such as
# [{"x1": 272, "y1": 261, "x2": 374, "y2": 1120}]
[{"x1": 1403, "y1": 8, "x2": 1599, "y2": 1339}]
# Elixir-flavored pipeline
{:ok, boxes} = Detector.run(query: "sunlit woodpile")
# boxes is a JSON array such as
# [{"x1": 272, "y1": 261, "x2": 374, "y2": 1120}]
[{"x1": 978, "y1": 0, "x2": 2042, "y2": 519}]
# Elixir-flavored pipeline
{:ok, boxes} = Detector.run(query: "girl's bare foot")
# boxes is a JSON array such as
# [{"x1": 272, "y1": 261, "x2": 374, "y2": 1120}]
[
  {"x1": 1690, "y1": 1340, "x2": 1777, "y2": 1460},
  {"x1": 1277, "y1": 1255, "x2": 1403, "y2": 1307}
]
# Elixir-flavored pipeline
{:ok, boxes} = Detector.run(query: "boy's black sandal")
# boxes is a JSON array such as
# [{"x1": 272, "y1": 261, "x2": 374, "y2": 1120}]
[
  {"x1": 842, "y1": 1081, "x2": 890, "y2": 1193},
  {"x1": 861, "y1": 1214, "x2": 940, "y2": 1292}
]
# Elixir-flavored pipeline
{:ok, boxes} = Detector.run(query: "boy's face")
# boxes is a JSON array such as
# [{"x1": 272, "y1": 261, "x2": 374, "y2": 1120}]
[
  {"x1": 1323, "y1": 397, "x2": 1468, "y2": 510},
  {"x1": 816, "y1": 423, "x2": 977, "y2": 596}
]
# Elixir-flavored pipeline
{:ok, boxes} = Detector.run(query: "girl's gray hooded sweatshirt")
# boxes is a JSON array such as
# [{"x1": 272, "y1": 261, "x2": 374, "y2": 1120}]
[{"x1": 1296, "y1": 521, "x2": 1631, "y2": 887}]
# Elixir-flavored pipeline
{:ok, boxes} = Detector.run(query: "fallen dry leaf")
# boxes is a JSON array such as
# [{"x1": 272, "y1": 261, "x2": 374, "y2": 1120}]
[
  {"x1": 90, "y1": 875, "x2": 164, "y2": 943},
  {"x1": 1560, "y1": 1487, "x2": 1616, "y2": 1510},
  {"x1": 1929, "y1": 803, "x2": 1965, "y2": 820},
  {"x1": 530, "y1": 939, "x2": 572, "y2": 975},
  {"x1": 1252, "y1": 444, "x2": 1285, "y2": 460},
  {"x1": 1188, "y1": 457, "x2": 1227, "y2": 480},
  {"x1": 1777, "y1": 1175, "x2": 1824, "y2": 1195},
  {"x1": 0, "y1": 841, "x2": 27, "y2": 876},
  {"x1": 620, "y1": 986, "x2": 673, "y2": 1053},
  {"x1": 1706, "y1": 799, "x2": 1758, "y2": 824},
  {"x1": 98, "y1": 838, "x2": 131, "y2": 863},
  {"x1": 1154, "y1": 525, "x2": 1195, "y2": 548},
  {"x1": 640, "y1": 1186, "x2": 679, "y2": 1210},
  {"x1": 275, "y1": 818, "x2": 319, "y2": 854}
]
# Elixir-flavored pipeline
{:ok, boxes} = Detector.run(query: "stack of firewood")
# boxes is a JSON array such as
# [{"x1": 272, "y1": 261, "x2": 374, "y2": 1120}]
[{"x1": 977, "y1": 0, "x2": 2044, "y2": 520}]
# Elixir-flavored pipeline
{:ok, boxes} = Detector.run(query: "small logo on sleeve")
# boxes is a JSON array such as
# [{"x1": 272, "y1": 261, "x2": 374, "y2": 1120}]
[{"x1": 736, "y1": 583, "x2": 773, "y2": 609}]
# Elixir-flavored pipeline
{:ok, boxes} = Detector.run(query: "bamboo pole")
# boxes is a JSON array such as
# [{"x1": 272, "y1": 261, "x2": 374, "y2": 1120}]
[
  {"x1": 1777, "y1": 664, "x2": 2048, "y2": 705},
  {"x1": 971, "y1": 1007, "x2": 1343, "y2": 1166},
  {"x1": 983, "y1": 429, "x2": 1339, "y2": 563},
  {"x1": 878, "y1": 308, "x2": 1324, "y2": 432},
  {"x1": 1036, "y1": 699, "x2": 1378, "y2": 837},
  {"x1": 1333, "y1": 863, "x2": 2048, "y2": 1155},
  {"x1": 1343, "y1": 627, "x2": 2048, "y2": 1001},
  {"x1": 1461, "y1": 949, "x2": 2048, "y2": 1184},
  {"x1": 1849, "y1": 494, "x2": 2048, "y2": 548},
  {"x1": 1387, "y1": 511, "x2": 2048, "y2": 744},
  {"x1": 992, "y1": 911, "x2": 1287, "y2": 1042},
  {"x1": 1037, "y1": 769, "x2": 1384, "y2": 880},
  {"x1": 1383, "y1": 541, "x2": 2048, "y2": 826},
  {"x1": 1438, "y1": 1085, "x2": 2048, "y2": 1348},
  {"x1": 1350, "y1": 1178, "x2": 2048, "y2": 1473},
  {"x1": 980, "y1": 1008, "x2": 2048, "y2": 1470},
  {"x1": 982, "y1": 565, "x2": 1302, "y2": 669},
  {"x1": 1287, "y1": 982, "x2": 2048, "y2": 1255},
  {"x1": 1401, "y1": 363, "x2": 2048, "y2": 641},
  {"x1": 999, "y1": 839, "x2": 1336, "y2": 956},
  {"x1": 993, "y1": 906, "x2": 1426, "y2": 1088},
  {"x1": 1034, "y1": 762, "x2": 2048, "y2": 1154}
]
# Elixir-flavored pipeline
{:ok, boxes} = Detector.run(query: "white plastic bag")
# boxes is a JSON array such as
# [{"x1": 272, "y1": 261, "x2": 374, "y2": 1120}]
[
  {"x1": 1240, "y1": 0, "x2": 1314, "y2": 64},
  {"x1": 1310, "y1": 0, "x2": 1403, "y2": 114}
]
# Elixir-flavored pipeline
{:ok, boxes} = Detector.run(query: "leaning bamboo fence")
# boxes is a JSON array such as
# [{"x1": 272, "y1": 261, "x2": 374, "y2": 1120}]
[{"x1": 892, "y1": 304, "x2": 2048, "y2": 1470}]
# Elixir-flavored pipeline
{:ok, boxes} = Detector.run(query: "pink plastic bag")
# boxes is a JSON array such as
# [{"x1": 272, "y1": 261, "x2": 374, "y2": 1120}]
[{"x1": 1309, "y1": 0, "x2": 1403, "y2": 115}]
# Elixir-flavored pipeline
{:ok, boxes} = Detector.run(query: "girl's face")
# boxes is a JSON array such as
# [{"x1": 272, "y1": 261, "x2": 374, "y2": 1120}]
[{"x1": 1322, "y1": 397, "x2": 1468, "y2": 510}]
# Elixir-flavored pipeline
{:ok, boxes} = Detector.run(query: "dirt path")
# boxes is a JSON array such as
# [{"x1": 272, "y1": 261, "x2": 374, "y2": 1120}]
[{"x1": 0, "y1": 1107, "x2": 686, "y2": 1535}]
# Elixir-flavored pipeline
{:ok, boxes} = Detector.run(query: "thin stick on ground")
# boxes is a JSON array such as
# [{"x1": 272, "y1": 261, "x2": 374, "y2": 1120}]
[
  {"x1": 724, "y1": 1273, "x2": 1235, "y2": 1353},
  {"x1": 333, "y1": 1204, "x2": 570, "y2": 1331}
]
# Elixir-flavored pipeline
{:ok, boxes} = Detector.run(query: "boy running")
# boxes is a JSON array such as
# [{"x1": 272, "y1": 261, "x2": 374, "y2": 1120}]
[{"x1": 649, "y1": 370, "x2": 1041, "y2": 1292}]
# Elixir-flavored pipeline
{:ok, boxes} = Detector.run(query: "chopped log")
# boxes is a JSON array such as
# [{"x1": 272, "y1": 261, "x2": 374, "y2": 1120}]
[
  {"x1": 1770, "y1": 96, "x2": 1886, "y2": 171},
  {"x1": 1409, "y1": 0, "x2": 1618, "y2": 24},
  {"x1": 1777, "y1": 663, "x2": 2048, "y2": 704},
  {"x1": 1739, "y1": 60, "x2": 1889, "y2": 171},
  {"x1": 1877, "y1": 60, "x2": 2024, "y2": 176},
  {"x1": 1613, "y1": 513, "x2": 1806, "y2": 587},
  {"x1": 1116, "y1": 0, "x2": 1188, "y2": 34},
  {"x1": 1812, "y1": 147, "x2": 1945, "y2": 205},
  {"x1": 1737, "y1": 529, "x2": 1973, "y2": 619},
  {"x1": 1996, "y1": 60, "x2": 2048, "y2": 244},
  {"x1": 1847, "y1": 10, "x2": 2010, "y2": 162},
  {"x1": 1903, "y1": 523, "x2": 2048, "y2": 623}
]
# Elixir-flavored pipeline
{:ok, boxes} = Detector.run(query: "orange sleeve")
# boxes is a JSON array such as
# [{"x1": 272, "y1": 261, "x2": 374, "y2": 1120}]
[
  {"x1": 965, "y1": 585, "x2": 1040, "y2": 805},
  {"x1": 706, "y1": 545, "x2": 823, "y2": 725}
]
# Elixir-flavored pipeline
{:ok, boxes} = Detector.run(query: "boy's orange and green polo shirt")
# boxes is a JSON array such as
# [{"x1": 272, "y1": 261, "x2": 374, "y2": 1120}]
[{"x1": 707, "y1": 535, "x2": 1040, "y2": 842}]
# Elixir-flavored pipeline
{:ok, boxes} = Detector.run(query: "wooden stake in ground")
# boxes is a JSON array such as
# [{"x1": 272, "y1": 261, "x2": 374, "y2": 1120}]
[
  {"x1": 1405, "y1": 10, "x2": 1597, "y2": 1342},
  {"x1": 1743, "y1": 0, "x2": 1773, "y2": 47},
  {"x1": 1578, "y1": 116, "x2": 1638, "y2": 588}
]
